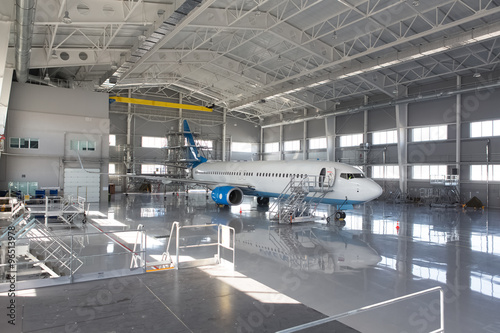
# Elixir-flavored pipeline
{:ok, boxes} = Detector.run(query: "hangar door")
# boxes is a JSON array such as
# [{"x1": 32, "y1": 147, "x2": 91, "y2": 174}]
[{"x1": 64, "y1": 168, "x2": 100, "y2": 202}]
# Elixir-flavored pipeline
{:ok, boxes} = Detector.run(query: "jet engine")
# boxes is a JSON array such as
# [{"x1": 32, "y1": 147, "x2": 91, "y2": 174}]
[{"x1": 211, "y1": 186, "x2": 244, "y2": 206}]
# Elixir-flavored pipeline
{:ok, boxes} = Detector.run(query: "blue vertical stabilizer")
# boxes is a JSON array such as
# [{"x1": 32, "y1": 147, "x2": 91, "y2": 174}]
[{"x1": 183, "y1": 120, "x2": 207, "y2": 168}]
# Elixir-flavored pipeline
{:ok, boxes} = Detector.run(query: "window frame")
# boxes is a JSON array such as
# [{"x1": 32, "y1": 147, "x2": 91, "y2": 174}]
[
  {"x1": 9, "y1": 137, "x2": 39, "y2": 150},
  {"x1": 339, "y1": 133, "x2": 363, "y2": 147},
  {"x1": 411, "y1": 125, "x2": 447, "y2": 142},
  {"x1": 141, "y1": 136, "x2": 167, "y2": 148},
  {"x1": 308, "y1": 137, "x2": 327, "y2": 150}
]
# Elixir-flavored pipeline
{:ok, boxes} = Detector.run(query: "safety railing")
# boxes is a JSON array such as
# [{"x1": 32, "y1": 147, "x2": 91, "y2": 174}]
[
  {"x1": 276, "y1": 286, "x2": 444, "y2": 333},
  {"x1": 0, "y1": 229, "x2": 146, "y2": 291},
  {"x1": 166, "y1": 221, "x2": 235, "y2": 270}
]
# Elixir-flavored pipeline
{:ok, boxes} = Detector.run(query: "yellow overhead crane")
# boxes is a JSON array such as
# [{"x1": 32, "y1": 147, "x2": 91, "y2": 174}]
[{"x1": 109, "y1": 96, "x2": 213, "y2": 112}]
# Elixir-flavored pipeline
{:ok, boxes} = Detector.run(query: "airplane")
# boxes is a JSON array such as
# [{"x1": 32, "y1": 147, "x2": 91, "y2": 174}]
[
  {"x1": 181, "y1": 120, "x2": 383, "y2": 221},
  {"x1": 191, "y1": 211, "x2": 381, "y2": 273}
]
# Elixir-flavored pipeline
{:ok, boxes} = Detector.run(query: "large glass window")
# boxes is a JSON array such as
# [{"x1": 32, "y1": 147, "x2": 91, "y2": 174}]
[
  {"x1": 232, "y1": 142, "x2": 252, "y2": 152},
  {"x1": 109, "y1": 164, "x2": 116, "y2": 174},
  {"x1": 372, "y1": 130, "x2": 397, "y2": 145},
  {"x1": 265, "y1": 142, "x2": 279, "y2": 153},
  {"x1": 339, "y1": 134, "x2": 363, "y2": 147},
  {"x1": 413, "y1": 165, "x2": 447, "y2": 180},
  {"x1": 412, "y1": 125, "x2": 447, "y2": 142},
  {"x1": 470, "y1": 165, "x2": 500, "y2": 181},
  {"x1": 142, "y1": 136, "x2": 167, "y2": 148},
  {"x1": 141, "y1": 164, "x2": 166, "y2": 174},
  {"x1": 284, "y1": 140, "x2": 301, "y2": 151},
  {"x1": 309, "y1": 137, "x2": 327, "y2": 149},
  {"x1": 70, "y1": 140, "x2": 96, "y2": 151},
  {"x1": 10, "y1": 137, "x2": 39, "y2": 149},
  {"x1": 195, "y1": 140, "x2": 213, "y2": 150},
  {"x1": 372, "y1": 165, "x2": 399, "y2": 179},
  {"x1": 109, "y1": 134, "x2": 116, "y2": 146},
  {"x1": 470, "y1": 120, "x2": 500, "y2": 138}
]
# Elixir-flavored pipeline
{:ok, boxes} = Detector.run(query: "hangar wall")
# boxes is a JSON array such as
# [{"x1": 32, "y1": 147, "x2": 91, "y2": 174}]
[
  {"x1": 259, "y1": 85, "x2": 500, "y2": 208},
  {"x1": 108, "y1": 95, "x2": 260, "y2": 192},
  {"x1": 2, "y1": 83, "x2": 109, "y2": 202}
]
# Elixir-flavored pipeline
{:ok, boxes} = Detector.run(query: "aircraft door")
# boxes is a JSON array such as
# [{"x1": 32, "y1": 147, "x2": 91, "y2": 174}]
[
  {"x1": 319, "y1": 168, "x2": 326, "y2": 187},
  {"x1": 326, "y1": 168, "x2": 335, "y2": 187}
]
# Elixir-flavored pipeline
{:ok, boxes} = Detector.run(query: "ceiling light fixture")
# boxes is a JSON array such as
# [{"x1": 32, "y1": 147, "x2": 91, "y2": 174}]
[
  {"x1": 62, "y1": 0, "x2": 72, "y2": 24},
  {"x1": 332, "y1": 31, "x2": 337, "y2": 40},
  {"x1": 473, "y1": 72, "x2": 481, "y2": 78},
  {"x1": 278, "y1": 55, "x2": 282, "y2": 61},
  {"x1": 62, "y1": 10, "x2": 72, "y2": 24},
  {"x1": 412, "y1": 0, "x2": 420, "y2": 6},
  {"x1": 51, "y1": 50, "x2": 58, "y2": 59}
]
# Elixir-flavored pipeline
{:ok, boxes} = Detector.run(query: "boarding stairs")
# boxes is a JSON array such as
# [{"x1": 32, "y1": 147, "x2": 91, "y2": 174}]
[
  {"x1": 270, "y1": 175, "x2": 333, "y2": 224},
  {"x1": 268, "y1": 225, "x2": 322, "y2": 270},
  {"x1": 0, "y1": 214, "x2": 83, "y2": 278}
]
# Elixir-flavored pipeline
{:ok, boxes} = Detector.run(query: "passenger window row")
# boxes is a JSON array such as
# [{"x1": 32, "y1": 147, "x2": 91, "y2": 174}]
[{"x1": 205, "y1": 171, "x2": 307, "y2": 178}]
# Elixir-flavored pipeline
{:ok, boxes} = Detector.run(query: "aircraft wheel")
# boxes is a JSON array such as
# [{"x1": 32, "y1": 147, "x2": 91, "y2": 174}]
[
  {"x1": 326, "y1": 217, "x2": 331, "y2": 224},
  {"x1": 336, "y1": 219, "x2": 346, "y2": 228},
  {"x1": 335, "y1": 212, "x2": 342, "y2": 220},
  {"x1": 341, "y1": 212, "x2": 346, "y2": 219},
  {"x1": 257, "y1": 197, "x2": 269, "y2": 206}
]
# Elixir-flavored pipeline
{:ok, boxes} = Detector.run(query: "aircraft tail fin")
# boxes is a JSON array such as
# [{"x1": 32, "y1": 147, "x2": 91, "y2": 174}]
[{"x1": 183, "y1": 120, "x2": 208, "y2": 168}]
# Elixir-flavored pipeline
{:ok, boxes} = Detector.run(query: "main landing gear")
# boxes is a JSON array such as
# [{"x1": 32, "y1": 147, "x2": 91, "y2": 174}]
[
  {"x1": 326, "y1": 211, "x2": 346, "y2": 223},
  {"x1": 326, "y1": 212, "x2": 346, "y2": 228},
  {"x1": 257, "y1": 196, "x2": 269, "y2": 206}
]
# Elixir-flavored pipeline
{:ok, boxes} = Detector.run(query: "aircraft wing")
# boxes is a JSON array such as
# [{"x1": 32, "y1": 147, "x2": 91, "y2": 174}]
[{"x1": 126, "y1": 174, "x2": 256, "y2": 190}]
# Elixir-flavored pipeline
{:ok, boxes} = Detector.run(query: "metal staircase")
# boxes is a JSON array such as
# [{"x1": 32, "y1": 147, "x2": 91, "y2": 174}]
[
  {"x1": 1, "y1": 214, "x2": 83, "y2": 278},
  {"x1": 270, "y1": 175, "x2": 333, "y2": 224}
]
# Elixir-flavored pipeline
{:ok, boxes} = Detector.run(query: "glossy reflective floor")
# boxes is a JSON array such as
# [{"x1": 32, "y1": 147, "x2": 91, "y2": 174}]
[
  {"x1": 2, "y1": 192, "x2": 499, "y2": 332},
  {"x1": 105, "y1": 192, "x2": 499, "y2": 333}
]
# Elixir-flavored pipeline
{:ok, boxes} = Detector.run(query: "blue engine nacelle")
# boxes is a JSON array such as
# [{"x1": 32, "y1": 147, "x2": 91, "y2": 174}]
[{"x1": 211, "y1": 186, "x2": 244, "y2": 206}]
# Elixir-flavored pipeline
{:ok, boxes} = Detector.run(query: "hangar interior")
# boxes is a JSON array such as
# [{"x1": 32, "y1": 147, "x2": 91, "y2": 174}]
[{"x1": 0, "y1": 0, "x2": 499, "y2": 332}]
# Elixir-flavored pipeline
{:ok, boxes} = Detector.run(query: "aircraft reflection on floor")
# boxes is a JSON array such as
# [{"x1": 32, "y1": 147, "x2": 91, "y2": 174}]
[{"x1": 193, "y1": 211, "x2": 381, "y2": 274}]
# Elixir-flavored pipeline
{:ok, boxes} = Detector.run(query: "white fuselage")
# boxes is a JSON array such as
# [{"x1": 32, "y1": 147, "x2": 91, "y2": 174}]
[{"x1": 193, "y1": 160, "x2": 382, "y2": 206}]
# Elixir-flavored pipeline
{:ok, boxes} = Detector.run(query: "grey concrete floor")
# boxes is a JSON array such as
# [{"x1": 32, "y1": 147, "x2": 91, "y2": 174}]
[{"x1": 1, "y1": 191, "x2": 500, "y2": 332}]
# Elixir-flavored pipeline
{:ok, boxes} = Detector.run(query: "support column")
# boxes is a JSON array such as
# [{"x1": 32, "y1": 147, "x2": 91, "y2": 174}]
[
  {"x1": 324, "y1": 117, "x2": 329, "y2": 161},
  {"x1": 328, "y1": 116, "x2": 337, "y2": 162},
  {"x1": 396, "y1": 103, "x2": 408, "y2": 194},
  {"x1": 222, "y1": 108, "x2": 227, "y2": 161},
  {"x1": 456, "y1": 76, "x2": 461, "y2": 197},
  {"x1": 363, "y1": 110, "x2": 369, "y2": 172},
  {"x1": 260, "y1": 126, "x2": 264, "y2": 161},
  {"x1": 279, "y1": 114, "x2": 284, "y2": 161},
  {"x1": 303, "y1": 118, "x2": 307, "y2": 160},
  {"x1": 0, "y1": 22, "x2": 13, "y2": 140},
  {"x1": 126, "y1": 89, "x2": 133, "y2": 174},
  {"x1": 178, "y1": 93, "x2": 183, "y2": 135}
]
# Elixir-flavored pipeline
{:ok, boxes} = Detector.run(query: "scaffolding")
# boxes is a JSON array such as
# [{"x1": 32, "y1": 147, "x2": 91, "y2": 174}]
[{"x1": 422, "y1": 175, "x2": 460, "y2": 208}]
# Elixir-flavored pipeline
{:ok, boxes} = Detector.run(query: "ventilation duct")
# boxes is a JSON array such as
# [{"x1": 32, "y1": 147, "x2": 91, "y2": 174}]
[{"x1": 15, "y1": 0, "x2": 36, "y2": 83}]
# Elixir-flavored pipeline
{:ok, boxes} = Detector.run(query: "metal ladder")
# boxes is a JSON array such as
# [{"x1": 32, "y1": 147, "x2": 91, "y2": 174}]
[
  {"x1": 24, "y1": 220, "x2": 83, "y2": 277},
  {"x1": 270, "y1": 175, "x2": 333, "y2": 224}
]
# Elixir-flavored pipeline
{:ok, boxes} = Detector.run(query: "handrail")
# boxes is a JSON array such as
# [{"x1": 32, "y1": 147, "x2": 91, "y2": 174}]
[
  {"x1": 165, "y1": 222, "x2": 235, "y2": 270},
  {"x1": 276, "y1": 286, "x2": 444, "y2": 333}
]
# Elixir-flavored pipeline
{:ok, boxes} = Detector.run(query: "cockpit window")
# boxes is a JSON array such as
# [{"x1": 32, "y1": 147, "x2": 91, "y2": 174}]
[{"x1": 340, "y1": 173, "x2": 365, "y2": 180}]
